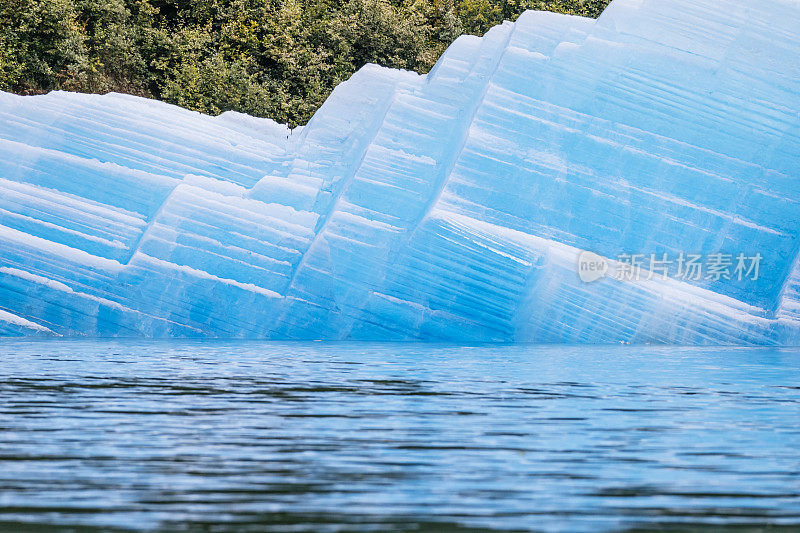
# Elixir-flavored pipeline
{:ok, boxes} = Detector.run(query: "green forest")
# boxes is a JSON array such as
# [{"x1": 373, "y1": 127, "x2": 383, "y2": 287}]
[{"x1": 0, "y1": 0, "x2": 610, "y2": 126}]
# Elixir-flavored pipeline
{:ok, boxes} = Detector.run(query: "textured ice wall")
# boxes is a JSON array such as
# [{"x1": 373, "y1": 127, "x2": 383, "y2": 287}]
[{"x1": 1, "y1": 0, "x2": 799, "y2": 343}]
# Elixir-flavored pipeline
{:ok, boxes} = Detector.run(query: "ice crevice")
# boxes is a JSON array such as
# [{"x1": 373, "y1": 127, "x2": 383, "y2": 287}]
[{"x1": 1, "y1": 0, "x2": 799, "y2": 343}]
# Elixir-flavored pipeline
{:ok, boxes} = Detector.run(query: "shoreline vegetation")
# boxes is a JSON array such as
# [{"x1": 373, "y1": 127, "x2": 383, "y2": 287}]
[{"x1": 0, "y1": 0, "x2": 609, "y2": 127}]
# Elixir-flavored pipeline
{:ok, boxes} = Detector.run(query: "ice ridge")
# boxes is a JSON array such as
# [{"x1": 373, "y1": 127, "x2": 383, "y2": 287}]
[{"x1": 1, "y1": 0, "x2": 799, "y2": 343}]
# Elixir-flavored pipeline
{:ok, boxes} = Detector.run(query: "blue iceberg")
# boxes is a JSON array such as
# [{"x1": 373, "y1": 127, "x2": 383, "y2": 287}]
[{"x1": 1, "y1": 0, "x2": 799, "y2": 343}]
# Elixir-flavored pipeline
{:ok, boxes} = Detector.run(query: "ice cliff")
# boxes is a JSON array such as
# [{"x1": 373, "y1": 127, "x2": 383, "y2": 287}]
[{"x1": 1, "y1": 0, "x2": 799, "y2": 343}]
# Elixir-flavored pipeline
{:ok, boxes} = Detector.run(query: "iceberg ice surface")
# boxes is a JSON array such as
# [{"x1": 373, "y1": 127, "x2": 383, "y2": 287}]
[{"x1": 1, "y1": 0, "x2": 799, "y2": 343}]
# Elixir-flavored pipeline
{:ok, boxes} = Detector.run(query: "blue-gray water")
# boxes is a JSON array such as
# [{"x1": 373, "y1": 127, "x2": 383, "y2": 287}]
[{"x1": 1, "y1": 340, "x2": 799, "y2": 532}]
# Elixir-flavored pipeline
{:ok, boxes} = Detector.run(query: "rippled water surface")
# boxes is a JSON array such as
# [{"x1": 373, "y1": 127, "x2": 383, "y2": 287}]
[{"x1": 1, "y1": 340, "x2": 799, "y2": 532}]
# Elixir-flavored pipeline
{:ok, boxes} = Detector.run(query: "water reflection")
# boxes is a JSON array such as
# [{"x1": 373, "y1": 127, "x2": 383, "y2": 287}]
[{"x1": 0, "y1": 340, "x2": 798, "y2": 532}]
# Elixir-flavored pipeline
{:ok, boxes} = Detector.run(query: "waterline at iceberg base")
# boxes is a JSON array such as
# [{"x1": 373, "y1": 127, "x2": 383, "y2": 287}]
[{"x1": 1, "y1": 0, "x2": 799, "y2": 344}]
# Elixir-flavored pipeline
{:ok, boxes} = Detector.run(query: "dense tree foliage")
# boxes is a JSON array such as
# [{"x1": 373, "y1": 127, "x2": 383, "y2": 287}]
[{"x1": 0, "y1": 0, "x2": 610, "y2": 126}]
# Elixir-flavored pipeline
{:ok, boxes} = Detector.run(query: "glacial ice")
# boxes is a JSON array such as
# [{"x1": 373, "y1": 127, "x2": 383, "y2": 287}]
[{"x1": 1, "y1": 0, "x2": 799, "y2": 343}]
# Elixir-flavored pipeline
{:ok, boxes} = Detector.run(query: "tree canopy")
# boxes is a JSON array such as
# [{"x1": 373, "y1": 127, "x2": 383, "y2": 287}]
[{"x1": 0, "y1": 0, "x2": 610, "y2": 126}]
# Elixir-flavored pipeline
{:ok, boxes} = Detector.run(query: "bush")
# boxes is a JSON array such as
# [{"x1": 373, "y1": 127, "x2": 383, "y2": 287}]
[{"x1": 0, "y1": 0, "x2": 610, "y2": 126}]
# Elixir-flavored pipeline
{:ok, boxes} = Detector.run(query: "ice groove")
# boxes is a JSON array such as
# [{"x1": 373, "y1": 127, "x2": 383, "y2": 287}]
[{"x1": 1, "y1": 0, "x2": 799, "y2": 343}]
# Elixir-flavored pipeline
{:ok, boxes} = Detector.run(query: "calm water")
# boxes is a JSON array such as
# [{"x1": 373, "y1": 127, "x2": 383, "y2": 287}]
[{"x1": 0, "y1": 340, "x2": 798, "y2": 532}]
